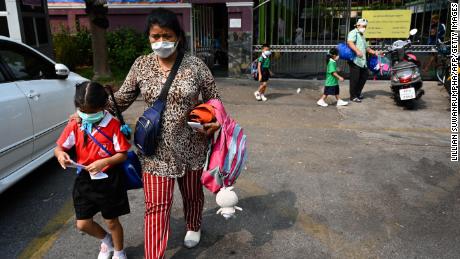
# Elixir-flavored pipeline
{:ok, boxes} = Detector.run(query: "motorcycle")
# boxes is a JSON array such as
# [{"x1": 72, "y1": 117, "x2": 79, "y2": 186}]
[{"x1": 384, "y1": 29, "x2": 424, "y2": 108}]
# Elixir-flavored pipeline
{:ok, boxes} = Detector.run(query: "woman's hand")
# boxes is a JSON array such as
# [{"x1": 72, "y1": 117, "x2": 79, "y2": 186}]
[
  {"x1": 356, "y1": 50, "x2": 364, "y2": 57},
  {"x1": 197, "y1": 122, "x2": 220, "y2": 136},
  {"x1": 69, "y1": 112, "x2": 81, "y2": 123},
  {"x1": 86, "y1": 159, "x2": 109, "y2": 175}
]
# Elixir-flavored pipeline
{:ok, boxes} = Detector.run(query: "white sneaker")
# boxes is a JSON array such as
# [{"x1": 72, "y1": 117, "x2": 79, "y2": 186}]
[
  {"x1": 317, "y1": 99, "x2": 328, "y2": 107},
  {"x1": 260, "y1": 94, "x2": 268, "y2": 102},
  {"x1": 336, "y1": 99, "x2": 348, "y2": 106},
  {"x1": 112, "y1": 250, "x2": 128, "y2": 259},
  {"x1": 98, "y1": 242, "x2": 114, "y2": 259},
  {"x1": 184, "y1": 230, "x2": 201, "y2": 248},
  {"x1": 254, "y1": 91, "x2": 262, "y2": 101}
]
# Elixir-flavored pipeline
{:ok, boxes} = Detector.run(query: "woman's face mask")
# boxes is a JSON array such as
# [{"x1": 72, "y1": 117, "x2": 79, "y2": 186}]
[
  {"x1": 358, "y1": 27, "x2": 366, "y2": 33},
  {"x1": 151, "y1": 41, "x2": 178, "y2": 58}
]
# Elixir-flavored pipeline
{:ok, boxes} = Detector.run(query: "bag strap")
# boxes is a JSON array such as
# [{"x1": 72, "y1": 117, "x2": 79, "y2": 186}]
[
  {"x1": 84, "y1": 128, "x2": 114, "y2": 156},
  {"x1": 157, "y1": 51, "x2": 185, "y2": 103}
]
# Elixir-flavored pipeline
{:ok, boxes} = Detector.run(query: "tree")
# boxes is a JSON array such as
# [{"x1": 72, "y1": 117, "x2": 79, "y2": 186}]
[{"x1": 85, "y1": 0, "x2": 111, "y2": 79}]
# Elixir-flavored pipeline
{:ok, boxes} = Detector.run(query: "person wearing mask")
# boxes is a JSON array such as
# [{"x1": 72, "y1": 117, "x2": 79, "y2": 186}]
[{"x1": 347, "y1": 18, "x2": 379, "y2": 103}]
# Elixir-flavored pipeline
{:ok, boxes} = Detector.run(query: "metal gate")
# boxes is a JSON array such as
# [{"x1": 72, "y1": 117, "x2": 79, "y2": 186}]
[
  {"x1": 192, "y1": 5, "x2": 214, "y2": 68},
  {"x1": 253, "y1": 0, "x2": 452, "y2": 79}
]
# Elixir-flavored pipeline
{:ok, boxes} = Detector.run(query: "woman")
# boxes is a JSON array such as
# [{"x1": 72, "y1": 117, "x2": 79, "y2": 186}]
[
  {"x1": 347, "y1": 18, "x2": 379, "y2": 103},
  {"x1": 108, "y1": 8, "x2": 220, "y2": 259}
]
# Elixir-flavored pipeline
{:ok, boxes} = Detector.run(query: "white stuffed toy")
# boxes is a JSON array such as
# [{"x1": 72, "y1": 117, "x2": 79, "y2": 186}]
[{"x1": 216, "y1": 186, "x2": 242, "y2": 219}]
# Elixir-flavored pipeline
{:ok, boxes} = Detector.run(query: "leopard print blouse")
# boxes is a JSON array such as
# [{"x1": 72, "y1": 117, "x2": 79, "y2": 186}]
[{"x1": 108, "y1": 52, "x2": 220, "y2": 178}]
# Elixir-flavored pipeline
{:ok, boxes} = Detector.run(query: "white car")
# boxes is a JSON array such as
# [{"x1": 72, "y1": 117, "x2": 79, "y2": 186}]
[{"x1": 0, "y1": 36, "x2": 88, "y2": 193}]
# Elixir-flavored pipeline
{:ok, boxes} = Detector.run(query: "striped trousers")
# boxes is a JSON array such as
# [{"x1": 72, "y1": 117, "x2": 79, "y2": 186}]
[{"x1": 143, "y1": 170, "x2": 204, "y2": 259}]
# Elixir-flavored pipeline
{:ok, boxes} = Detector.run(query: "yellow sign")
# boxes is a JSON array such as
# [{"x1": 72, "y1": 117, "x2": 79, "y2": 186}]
[{"x1": 362, "y1": 10, "x2": 412, "y2": 38}]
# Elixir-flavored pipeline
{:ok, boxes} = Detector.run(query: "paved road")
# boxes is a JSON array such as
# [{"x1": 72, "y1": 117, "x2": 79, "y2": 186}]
[
  {"x1": 0, "y1": 159, "x2": 75, "y2": 259},
  {"x1": 7, "y1": 78, "x2": 458, "y2": 259}
]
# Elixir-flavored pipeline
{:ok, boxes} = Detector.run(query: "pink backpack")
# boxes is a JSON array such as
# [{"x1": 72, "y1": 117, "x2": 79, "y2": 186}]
[{"x1": 201, "y1": 99, "x2": 248, "y2": 193}]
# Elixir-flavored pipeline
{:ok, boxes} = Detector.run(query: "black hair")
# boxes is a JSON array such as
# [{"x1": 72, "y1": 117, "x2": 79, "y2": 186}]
[
  {"x1": 74, "y1": 81, "x2": 108, "y2": 110},
  {"x1": 262, "y1": 43, "x2": 270, "y2": 49},
  {"x1": 145, "y1": 8, "x2": 187, "y2": 51},
  {"x1": 74, "y1": 81, "x2": 108, "y2": 146},
  {"x1": 326, "y1": 47, "x2": 339, "y2": 62}
]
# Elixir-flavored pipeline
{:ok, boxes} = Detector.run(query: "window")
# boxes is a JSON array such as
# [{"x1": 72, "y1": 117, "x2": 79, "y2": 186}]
[
  {"x1": 0, "y1": 42, "x2": 55, "y2": 81},
  {"x1": 0, "y1": 17, "x2": 8, "y2": 37},
  {"x1": 0, "y1": 0, "x2": 6, "y2": 11},
  {"x1": 22, "y1": 17, "x2": 36, "y2": 46},
  {"x1": 22, "y1": 16, "x2": 49, "y2": 46},
  {"x1": 35, "y1": 18, "x2": 48, "y2": 44},
  {"x1": 0, "y1": 69, "x2": 5, "y2": 83}
]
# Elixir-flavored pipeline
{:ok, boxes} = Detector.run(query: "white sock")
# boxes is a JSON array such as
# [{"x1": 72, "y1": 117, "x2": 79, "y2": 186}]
[
  {"x1": 114, "y1": 250, "x2": 126, "y2": 257},
  {"x1": 102, "y1": 233, "x2": 113, "y2": 247}
]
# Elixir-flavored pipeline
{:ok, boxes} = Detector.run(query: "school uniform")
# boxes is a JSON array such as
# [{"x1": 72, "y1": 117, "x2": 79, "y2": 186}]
[
  {"x1": 324, "y1": 58, "x2": 340, "y2": 95},
  {"x1": 56, "y1": 112, "x2": 131, "y2": 220},
  {"x1": 258, "y1": 54, "x2": 271, "y2": 82}
]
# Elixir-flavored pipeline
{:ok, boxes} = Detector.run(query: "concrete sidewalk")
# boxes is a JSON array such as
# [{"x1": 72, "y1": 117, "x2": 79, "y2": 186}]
[{"x1": 44, "y1": 78, "x2": 457, "y2": 259}]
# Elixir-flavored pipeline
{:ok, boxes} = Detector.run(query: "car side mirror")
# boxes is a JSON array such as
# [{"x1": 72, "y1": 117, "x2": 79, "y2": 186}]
[{"x1": 55, "y1": 63, "x2": 70, "y2": 79}]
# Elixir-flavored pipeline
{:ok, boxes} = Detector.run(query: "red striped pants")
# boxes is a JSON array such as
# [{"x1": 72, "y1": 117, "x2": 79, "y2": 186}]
[{"x1": 143, "y1": 170, "x2": 204, "y2": 259}]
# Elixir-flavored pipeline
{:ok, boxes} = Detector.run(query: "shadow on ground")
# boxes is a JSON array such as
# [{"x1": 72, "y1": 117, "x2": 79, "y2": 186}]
[{"x1": 166, "y1": 191, "x2": 298, "y2": 258}]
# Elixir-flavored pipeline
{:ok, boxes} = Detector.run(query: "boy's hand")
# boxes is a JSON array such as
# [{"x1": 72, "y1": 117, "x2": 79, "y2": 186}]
[
  {"x1": 56, "y1": 151, "x2": 71, "y2": 169},
  {"x1": 86, "y1": 159, "x2": 109, "y2": 175},
  {"x1": 270, "y1": 71, "x2": 274, "y2": 76},
  {"x1": 339, "y1": 77, "x2": 345, "y2": 82}
]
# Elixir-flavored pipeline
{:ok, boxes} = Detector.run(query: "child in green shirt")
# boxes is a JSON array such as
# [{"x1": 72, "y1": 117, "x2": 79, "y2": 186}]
[
  {"x1": 254, "y1": 44, "x2": 273, "y2": 102},
  {"x1": 317, "y1": 48, "x2": 348, "y2": 107}
]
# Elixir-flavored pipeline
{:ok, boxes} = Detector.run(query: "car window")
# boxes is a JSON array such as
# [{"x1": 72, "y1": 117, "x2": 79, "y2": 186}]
[
  {"x1": 0, "y1": 69, "x2": 5, "y2": 83},
  {"x1": 0, "y1": 42, "x2": 56, "y2": 80}
]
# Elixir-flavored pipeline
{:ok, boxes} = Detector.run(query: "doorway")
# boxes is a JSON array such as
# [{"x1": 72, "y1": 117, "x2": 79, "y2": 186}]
[{"x1": 192, "y1": 3, "x2": 228, "y2": 77}]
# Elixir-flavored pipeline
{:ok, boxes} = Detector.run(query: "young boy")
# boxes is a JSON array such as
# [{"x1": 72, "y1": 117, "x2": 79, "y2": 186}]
[{"x1": 254, "y1": 44, "x2": 273, "y2": 102}]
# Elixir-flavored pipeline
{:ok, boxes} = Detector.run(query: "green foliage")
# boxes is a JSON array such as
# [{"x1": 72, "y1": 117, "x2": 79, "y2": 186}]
[
  {"x1": 106, "y1": 28, "x2": 151, "y2": 71},
  {"x1": 53, "y1": 26, "x2": 150, "y2": 79}
]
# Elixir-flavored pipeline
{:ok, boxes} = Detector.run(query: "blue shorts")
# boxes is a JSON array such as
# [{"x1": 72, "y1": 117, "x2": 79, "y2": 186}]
[{"x1": 324, "y1": 85, "x2": 339, "y2": 95}]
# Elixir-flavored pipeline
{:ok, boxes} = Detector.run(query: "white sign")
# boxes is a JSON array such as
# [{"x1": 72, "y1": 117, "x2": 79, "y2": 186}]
[{"x1": 229, "y1": 18, "x2": 241, "y2": 28}]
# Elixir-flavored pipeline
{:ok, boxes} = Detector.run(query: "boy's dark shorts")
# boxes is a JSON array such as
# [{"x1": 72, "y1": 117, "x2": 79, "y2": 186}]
[
  {"x1": 260, "y1": 69, "x2": 270, "y2": 82},
  {"x1": 324, "y1": 85, "x2": 340, "y2": 95},
  {"x1": 73, "y1": 166, "x2": 130, "y2": 220}
]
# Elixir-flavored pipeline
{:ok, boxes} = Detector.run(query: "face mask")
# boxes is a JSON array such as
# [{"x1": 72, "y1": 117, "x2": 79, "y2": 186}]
[
  {"x1": 335, "y1": 55, "x2": 340, "y2": 61},
  {"x1": 358, "y1": 27, "x2": 366, "y2": 33},
  {"x1": 77, "y1": 110, "x2": 104, "y2": 133},
  {"x1": 263, "y1": 50, "x2": 271, "y2": 56},
  {"x1": 151, "y1": 41, "x2": 178, "y2": 58}
]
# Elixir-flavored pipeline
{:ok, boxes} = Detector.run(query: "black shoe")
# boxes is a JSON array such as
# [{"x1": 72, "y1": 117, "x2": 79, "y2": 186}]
[
  {"x1": 351, "y1": 97, "x2": 362, "y2": 103},
  {"x1": 359, "y1": 94, "x2": 364, "y2": 99}
]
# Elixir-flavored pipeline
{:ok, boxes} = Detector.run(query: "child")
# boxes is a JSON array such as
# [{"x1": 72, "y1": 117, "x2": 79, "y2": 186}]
[
  {"x1": 317, "y1": 48, "x2": 348, "y2": 107},
  {"x1": 254, "y1": 43, "x2": 273, "y2": 102},
  {"x1": 54, "y1": 82, "x2": 131, "y2": 259}
]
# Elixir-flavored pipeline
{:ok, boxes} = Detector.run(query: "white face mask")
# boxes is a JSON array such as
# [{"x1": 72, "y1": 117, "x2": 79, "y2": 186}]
[
  {"x1": 358, "y1": 27, "x2": 366, "y2": 33},
  {"x1": 151, "y1": 41, "x2": 178, "y2": 58},
  {"x1": 263, "y1": 50, "x2": 271, "y2": 56}
]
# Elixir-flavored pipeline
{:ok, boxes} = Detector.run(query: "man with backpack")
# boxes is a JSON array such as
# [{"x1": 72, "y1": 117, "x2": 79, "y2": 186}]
[{"x1": 347, "y1": 18, "x2": 379, "y2": 103}]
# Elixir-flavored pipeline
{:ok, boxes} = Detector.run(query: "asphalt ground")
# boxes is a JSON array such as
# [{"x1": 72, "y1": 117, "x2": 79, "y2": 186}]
[{"x1": 5, "y1": 78, "x2": 457, "y2": 259}]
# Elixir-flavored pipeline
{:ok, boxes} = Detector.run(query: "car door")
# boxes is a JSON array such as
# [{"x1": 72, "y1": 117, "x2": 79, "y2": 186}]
[
  {"x1": 0, "y1": 62, "x2": 34, "y2": 181},
  {"x1": 0, "y1": 41, "x2": 76, "y2": 160}
]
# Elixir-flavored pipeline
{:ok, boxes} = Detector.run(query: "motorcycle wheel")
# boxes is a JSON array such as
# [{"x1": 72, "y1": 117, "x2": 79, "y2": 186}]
[
  {"x1": 436, "y1": 65, "x2": 447, "y2": 84},
  {"x1": 444, "y1": 77, "x2": 451, "y2": 96}
]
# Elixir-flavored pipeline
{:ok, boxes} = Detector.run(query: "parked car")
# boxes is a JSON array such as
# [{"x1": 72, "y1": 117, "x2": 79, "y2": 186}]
[{"x1": 0, "y1": 36, "x2": 88, "y2": 193}]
